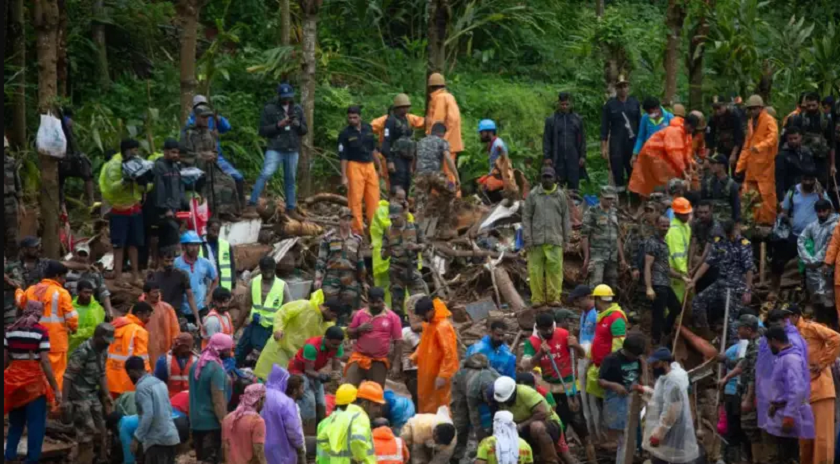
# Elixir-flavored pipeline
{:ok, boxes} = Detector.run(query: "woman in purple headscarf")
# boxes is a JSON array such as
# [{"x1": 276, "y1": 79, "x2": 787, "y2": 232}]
[{"x1": 263, "y1": 366, "x2": 307, "y2": 464}]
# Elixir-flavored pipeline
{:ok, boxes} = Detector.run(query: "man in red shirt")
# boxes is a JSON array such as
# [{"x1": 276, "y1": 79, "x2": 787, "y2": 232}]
[
  {"x1": 346, "y1": 287, "x2": 403, "y2": 387},
  {"x1": 586, "y1": 285, "x2": 628, "y2": 401},
  {"x1": 288, "y1": 326, "x2": 345, "y2": 425}
]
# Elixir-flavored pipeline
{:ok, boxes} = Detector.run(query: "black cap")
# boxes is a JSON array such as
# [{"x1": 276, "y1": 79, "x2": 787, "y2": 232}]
[
  {"x1": 568, "y1": 285, "x2": 593, "y2": 301},
  {"x1": 647, "y1": 347, "x2": 673, "y2": 364},
  {"x1": 163, "y1": 139, "x2": 180, "y2": 151},
  {"x1": 20, "y1": 236, "x2": 41, "y2": 248},
  {"x1": 554, "y1": 308, "x2": 580, "y2": 323}
]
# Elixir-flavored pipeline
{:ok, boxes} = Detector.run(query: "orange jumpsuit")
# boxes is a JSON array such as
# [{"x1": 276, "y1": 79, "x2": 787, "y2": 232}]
[
  {"x1": 372, "y1": 114, "x2": 425, "y2": 193},
  {"x1": 736, "y1": 110, "x2": 778, "y2": 225},
  {"x1": 18, "y1": 279, "x2": 78, "y2": 392},
  {"x1": 628, "y1": 118, "x2": 692, "y2": 197},
  {"x1": 426, "y1": 89, "x2": 463, "y2": 192},
  {"x1": 411, "y1": 299, "x2": 459, "y2": 414},
  {"x1": 796, "y1": 318, "x2": 840, "y2": 464},
  {"x1": 824, "y1": 220, "x2": 840, "y2": 321}
]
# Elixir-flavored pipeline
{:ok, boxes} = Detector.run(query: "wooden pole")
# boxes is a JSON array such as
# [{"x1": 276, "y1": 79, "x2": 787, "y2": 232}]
[
  {"x1": 671, "y1": 289, "x2": 692, "y2": 356},
  {"x1": 714, "y1": 290, "x2": 732, "y2": 407},
  {"x1": 620, "y1": 392, "x2": 642, "y2": 464},
  {"x1": 760, "y1": 242, "x2": 767, "y2": 285}
]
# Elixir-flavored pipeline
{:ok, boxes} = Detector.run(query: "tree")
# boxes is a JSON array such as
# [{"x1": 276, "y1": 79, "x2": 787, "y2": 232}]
[
  {"x1": 427, "y1": 0, "x2": 449, "y2": 75},
  {"x1": 664, "y1": 0, "x2": 686, "y2": 106},
  {"x1": 92, "y1": 0, "x2": 111, "y2": 88},
  {"x1": 280, "y1": 0, "x2": 291, "y2": 46},
  {"x1": 596, "y1": 0, "x2": 604, "y2": 17},
  {"x1": 177, "y1": 0, "x2": 208, "y2": 124},
  {"x1": 57, "y1": 0, "x2": 69, "y2": 96},
  {"x1": 687, "y1": 0, "x2": 714, "y2": 110},
  {"x1": 9, "y1": 0, "x2": 26, "y2": 149},
  {"x1": 299, "y1": 0, "x2": 323, "y2": 197},
  {"x1": 33, "y1": 0, "x2": 62, "y2": 259}
]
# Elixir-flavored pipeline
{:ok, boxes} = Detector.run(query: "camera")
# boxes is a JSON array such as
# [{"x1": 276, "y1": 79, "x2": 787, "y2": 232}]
[{"x1": 122, "y1": 158, "x2": 155, "y2": 185}]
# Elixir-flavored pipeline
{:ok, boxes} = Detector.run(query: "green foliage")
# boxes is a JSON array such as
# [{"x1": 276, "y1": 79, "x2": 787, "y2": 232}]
[{"x1": 709, "y1": 0, "x2": 771, "y2": 97}]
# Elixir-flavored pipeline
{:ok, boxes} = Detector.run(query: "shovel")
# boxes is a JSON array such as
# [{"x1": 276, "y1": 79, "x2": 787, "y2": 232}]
[{"x1": 544, "y1": 340, "x2": 581, "y2": 413}]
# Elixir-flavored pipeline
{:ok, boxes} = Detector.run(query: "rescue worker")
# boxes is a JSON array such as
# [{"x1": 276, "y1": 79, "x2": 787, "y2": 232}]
[
  {"x1": 107, "y1": 302, "x2": 153, "y2": 398},
  {"x1": 600, "y1": 75, "x2": 641, "y2": 191},
  {"x1": 451, "y1": 353, "x2": 501, "y2": 462},
  {"x1": 426, "y1": 73, "x2": 463, "y2": 192},
  {"x1": 523, "y1": 167, "x2": 572, "y2": 308},
  {"x1": 412, "y1": 296, "x2": 460, "y2": 414},
  {"x1": 786, "y1": 305, "x2": 840, "y2": 464},
  {"x1": 202, "y1": 287, "x2": 235, "y2": 348},
  {"x1": 494, "y1": 376, "x2": 564, "y2": 464},
  {"x1": 400, "y1": 408, "x2": 457, "y2": 463},
  {"x1": 17, "y1": 260, "x2": 78, "y2": 392},
  {"x1": 4, "y1": 255, "x2": 25, "y2": 329},
  {"x1": 706, "y1": 99, "x2": 746, "y2": 172},
  {"x1": 585, "y1": 285, "x2": 627, "y2": 403},
  {"x1": 264, "y1": 366, "x2": 306, "y2": 464},
  {"x1": 790, "y1": 92, "x2": 836, "y2": 192},
  {"x1": 414, "y1": 123, "x2": 459, "y2": 224},
  {"x1": 776, "y1": 126, "x2": 817, "y2": 203},
  {"x1": 13, "y1": 236, "x2": 49, "y2": 289},
  {"x1": 628, "y1": 113, "x2": 699, "y2": 197},
  {"x1": 236, "y1": 256, "x2": 291, "y2": 365},
  {"x1": 254, "y1": 292, "x2": 341, "y2": 381},
  {"x1": 63, "y1": 323, "x2": 114, "y2": 464},
  {"x1": 371, "y1": 187, "x2": 417, "y2": 306},
  {"x1": 63, "y1": 242, "x2": 115, "y2": 319},
  {"x1": 735, "y1": 95, "x2": 779, "y2": 225},
  {"x1": 315, "y1": 383, "x2": 375, "y2": 464},
  {"x1": 201, "y1": 218, "x2": 236, "y2": 291},
  {"x1": 176, "y1": 231, "x2": 218, "y2": 326},
  {"x1": 382, "y1": 93, "x2": 419, "y2": 194},
  {"x1": 634, "y1": 97, "x2": 674, "y2": 155},
  {"x1": 154, "y1": 333, "x2": 198, "y2": 398},
  {"x1": 67, "y1": 280, "x2": 107, "y2": 354},
  {"x1": 689, "y1": 220, "x2": 755, "y2": 340},
  {"x1": 372, "y1": 418, "x2": 410, "y2": 464},
  {"x1": 645, "y1": 216, "x2": 688, "y2": 346},
  {"x1": 188, "y1": 97, "x2": 246, "y2": 209},
  {"x1": 152, "y1": 139, "x2": 185, "y2": 259},
  {"x1": 824, "y1": 220, "x2": 840, "y2": 322},
  {"x1": 346, "y1": 287, "x2": 403, "y2": 387},
  {"x1": 798, "y1": 200, "x2": 839, "y2": 317},
  {"x1": 666, "y1": 197, "x2": 692, "y2": 302},
  {"x1": 543, "y1": 92, "x2": 586, "y2": 190},
  {"x1": 339, "y1": 106, "x2": 380, "y2": 234},
  {"x1": 581, "y1": 186, "x2": 627, "y2": 289},
  {"x1": 315, "y1": 207, "x2": 366, "y2": 314},
  {"x1": 466, "y1": 320, "x2": 517, "y2": 379},
  {"x1": 4, "y1": 136, "x2": 23, "y2": 259},
  {"x1": 477, "y1": 119, "x2": 519, "y2": 202},
  {"x1": 143, "y1": 281, "x2": 181, "y2": 371},
  {"x1": 252, "y1": 84, "x2": 308, "y2": 216},
  {"x1": 700, "y1": 154, "x2": 741, "y2": 223},
  {"x1": 688, "y1": 201, "x2": 724, "y2": 294},
  {"x1": 381, "y1": 204, "x2": 428, "y2": 318},
  {"x1": 371, "y1": 99, "x2": 425, "y2": 193},
  {"x1": 181, "y1": 105, "x2": 241, "y2": 218},
  {"x1": 289, "y1": 326, "x2": 346, "y2": 427},
  {"x1": 475, "y1": 411, "x2": 535, "y2": 464}
]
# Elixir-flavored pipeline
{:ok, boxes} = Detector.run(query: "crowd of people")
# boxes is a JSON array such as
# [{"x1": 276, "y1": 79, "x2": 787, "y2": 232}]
[{"x1": 4, "y1": 72, "x2": 840, "y2": 464}]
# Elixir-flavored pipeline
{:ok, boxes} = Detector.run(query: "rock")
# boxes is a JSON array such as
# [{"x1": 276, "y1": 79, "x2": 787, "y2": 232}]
[{"x1": 234, "y1": 243, "x2": 274, "y2": 271}]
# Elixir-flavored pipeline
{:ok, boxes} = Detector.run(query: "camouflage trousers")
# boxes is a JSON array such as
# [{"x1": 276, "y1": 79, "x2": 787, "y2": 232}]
[
  {"x1": 198, "y1": 159, "x2": 241, "y2": 217},
  {"x1": 65, "y1": 398, "x2": 105, "y2": 443},
  {"x1": 322, "y1": 271, "x2": 362, "y2": 315},
  {"x1": 389, "y1": 265, "x2": 428, "y2": 316},
  {"x1": 691, "y1": 281, "x2": 743, "y2": 342},
  {"x1": 587, "y1": 256, "x2": 619, "y2": 289},
  {"x1": 5, "y1": 197, "x2": 19, "y2": 259},
  {"x1": 414, "y1": 172, "x2": 455, "y2": 223}
]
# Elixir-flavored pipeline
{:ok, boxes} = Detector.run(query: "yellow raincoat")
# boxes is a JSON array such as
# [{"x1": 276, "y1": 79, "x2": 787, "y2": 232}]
[
  {"x1": 371, "y1": 201, "x2": 421, "y2": 307},
  {"x1": 254, "y1": 290, "x2": 335, "y2": 380},
  {"x1": 412, "y1": 299, "x2": 459, "y2": 414},
  {"x1": 665, "y1": 218, "x2": 691, "y2": 302},
  {"x1": 316, "y1": 404, "x2": 375, "y2": 464}
]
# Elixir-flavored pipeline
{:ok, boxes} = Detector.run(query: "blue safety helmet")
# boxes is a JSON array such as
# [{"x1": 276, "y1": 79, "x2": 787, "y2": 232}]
[
  {"x1": 277, "y1": 83, "x2": 295, "y2": 99},
  {"x1": 180, "y1": 231, "x2": 203, "y2": 245},
  {"x1": 478, "y1": 119, "x2": 497, "y2": 133}
]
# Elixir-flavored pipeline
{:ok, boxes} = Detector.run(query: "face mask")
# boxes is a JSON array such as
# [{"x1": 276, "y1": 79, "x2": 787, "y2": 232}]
[{"x1": 653, "y1": 367, "x2": 667, "y2": 378}]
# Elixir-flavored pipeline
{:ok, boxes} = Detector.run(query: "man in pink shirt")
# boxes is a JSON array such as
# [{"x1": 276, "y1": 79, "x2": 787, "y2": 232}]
[{"x1": 346, "y1": 287, "x2": 404, "y2": 387}]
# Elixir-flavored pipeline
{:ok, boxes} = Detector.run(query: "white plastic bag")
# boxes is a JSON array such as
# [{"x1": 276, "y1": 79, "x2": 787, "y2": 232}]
[{"x1": 36, "y1": 113, "x2": 67, "y2": 159}]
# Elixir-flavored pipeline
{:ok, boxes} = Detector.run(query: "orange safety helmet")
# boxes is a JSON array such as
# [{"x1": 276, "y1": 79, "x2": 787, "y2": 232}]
[
  {"x1": 357, "y1": 380, "x2": 386, "y2": 404},
  {"x1": 672, "y1": 197, "x2": 693, "y2": 215}
]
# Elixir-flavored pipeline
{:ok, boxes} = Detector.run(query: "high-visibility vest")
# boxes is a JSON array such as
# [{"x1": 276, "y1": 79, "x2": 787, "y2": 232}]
[
  {"x1": 316, "y1": 404, "x2": 375, "y2": 464},
  {"x1": 106, "y1": 314, "x2": 150, "y2": 395},
  {"x1": 373, "y1": 430, "x2": 406, "y2": 464},
  {"x1": 200, "y1": 309, "x2": 234, "y2": 349},
  {"x1": 19, "y1": 279, "x2": 78, "y2": 354},
  {"x1": 201, "y1": 239, "x2": 235, "y2": 290},
  {"x1": 166, "y1": 352, "x2": 198, "y2": 398},
  {"x1": 251, "y1": 275, "x2": 286, "y2": 329}
]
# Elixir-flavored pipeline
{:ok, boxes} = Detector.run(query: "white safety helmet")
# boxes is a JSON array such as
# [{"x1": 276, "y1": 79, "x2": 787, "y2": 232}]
[{"x1": 494, "y1": 377, "x2": 517, "y2": 403}]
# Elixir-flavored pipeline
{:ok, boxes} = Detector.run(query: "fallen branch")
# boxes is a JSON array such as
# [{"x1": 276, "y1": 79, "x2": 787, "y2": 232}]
[
  {"x1": 432, "y1": 241, "x2": 516, "y2": 260},
  {"x1": 303, "y1": 193, "x2": 348, "y2": 207},
  {"x1": 494, "y1": 266, "x2": 527, "y2": 313}
]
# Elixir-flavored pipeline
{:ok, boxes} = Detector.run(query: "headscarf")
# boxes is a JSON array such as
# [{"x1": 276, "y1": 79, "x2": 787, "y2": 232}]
[
  {"x1": 493, "y1": 411, "x2": 520, "y2": 464},
  {"x1": 229, "y1": 383, "x2": 266, "y2": 425},
  {"x1": 195, "y1": 333, "x2": 233, "y2": 380},
  {"x1": 8, "y1": 300, "x2": 46, "y2": 332},
  {"x1": 172, "y1": 333, "x2": 195, "y2": 352}
]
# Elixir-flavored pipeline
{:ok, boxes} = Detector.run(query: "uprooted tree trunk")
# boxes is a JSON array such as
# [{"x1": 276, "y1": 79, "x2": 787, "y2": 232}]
[
  {"x1": 664, "y1": 0, "x2": 687, "y2": 106},
  {"x1": 9, "y1": 0, "x2": 26, "y2": 149},
  {"x1": 298, "y1": 0, "x2": 322, "y2": 198},
  {"x1": 687, "y1": 0, "x2": 714, "y2": 110},
  {"x1": 34, "y1": 0, "x2": 62, "y2": 259},
  {"x1": 177, "y1": 0, "x2": 206, "y2": 124}
]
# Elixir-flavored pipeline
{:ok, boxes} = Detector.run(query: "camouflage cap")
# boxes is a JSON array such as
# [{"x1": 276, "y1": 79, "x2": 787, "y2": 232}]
[
  {"x1": 339, "y1": 207, "x2": 353, "y2": 218},
  {"x1": 389, "y1": 203, "x2": 404, "y2": 218},
  {"x1": 601, "y1": 185, "x2": 618, "y2": 199}
]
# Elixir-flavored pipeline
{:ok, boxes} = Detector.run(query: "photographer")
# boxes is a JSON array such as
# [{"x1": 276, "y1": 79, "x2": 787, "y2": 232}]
[{"x1": 98, "y1": 138, "x2": 147, "y2": 285}]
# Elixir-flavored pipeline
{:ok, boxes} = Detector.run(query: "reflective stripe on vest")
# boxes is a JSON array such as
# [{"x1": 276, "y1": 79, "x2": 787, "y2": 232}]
[
  {"x1": 166, "y1": 353, "x2": 197, "y2": 393},
  {"x1": 41, "y1": 291, "x2": 76, "y2": 324},
  {"x1": 201, "y1": 240, "x2": 234, "y2": 291},
  {"x1": 251, "y1": 275, "x2": 286, "y2": 328},
  {"x1": 376, "y1": 437, "x2": 405, "y2": 462},
  {"x1": 201, "y1": 310, "x2": 234, "y2": 339},
  {"x1": 107, "y1": 329, "x2": 149, "y2": 362}
]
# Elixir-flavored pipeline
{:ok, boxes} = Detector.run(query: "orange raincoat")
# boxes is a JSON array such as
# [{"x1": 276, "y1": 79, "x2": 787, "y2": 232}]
[
  {"x1": 411, "y1": 299, "x2": 459, "y2": 414},
  {"x1": 628, "y1": 118, "x2": 693, "y2": 197},
  {"x1": 824, "y1": 221, "x2": 840, "y2": 320},
  {"x1": 736, "y1": 110, "x2": 778, "y2": 225},
  {"x1": 426, "y1": 89, "x2": 463, "y2": 192},
  {"x1": 372, "y1": 114, "x2": 425, "y2": 192},
  {"x1": 106, "y1": 314, "x2": 151, "y2": 396}
]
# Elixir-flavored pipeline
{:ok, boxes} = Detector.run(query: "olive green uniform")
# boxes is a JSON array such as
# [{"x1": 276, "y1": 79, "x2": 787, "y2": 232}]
[
  {"x1": 315, "y1": 230, "x2": 366, "y2": 313},
  {"x1": 382, "y1": 222, "x2": 428, "y2": 316}
]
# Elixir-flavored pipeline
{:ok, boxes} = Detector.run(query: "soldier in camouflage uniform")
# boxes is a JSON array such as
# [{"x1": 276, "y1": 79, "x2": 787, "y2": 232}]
[
  {"x1": 792, "y1": 93, "x2": 836, "y2": 192},
  {"x1": 4, "y1": 257, "x2": 24, "y2": 329},
  {"x1": 700, "y1": 154, "x2": 741, "y2": 223},
  {"x1": 382, "y1": 94, "x2": 419, "y2": 194},
  {"x1": 62, "y1": 323, "x2": 114, "y2": 463},
  {"x1": 689, "y1": 220, "x2": 755, "y2": 342},
  {"x1": 315, "y1": 207, "x2": 366, "y2": 314},
  {"x1": 181, "y1": 105, "x2": 241, "y2": 218},
  {"x1": 582, "y1": 186, "x2": 627, "y2": 289},
  {"x1": 381, "y1": 204, "x2": 428, "y2": 318},
  {"x1": 414, "y1": 123, "x2": 460, "y2": 224},
  {"x1": 5, "y1": 137, "x2": 23, "y2": 260}
]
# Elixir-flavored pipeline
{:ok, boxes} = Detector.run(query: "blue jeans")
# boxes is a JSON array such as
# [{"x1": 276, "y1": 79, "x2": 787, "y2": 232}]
[
  {"x1": 298, "y1": 376, "x2": 326, "y2": 421},
  {"x1": 234, "y1": 321, "x2": 273, "y2": 365},
  {"x1": 250, "y1": 150, "x2": 299, "y2": 210},
  {"x1": 217, "y1": 154, "x2": 244, "y2": 182},
  {"x1": 5, "y1": 396, "x2": 48, "y2": 464}
]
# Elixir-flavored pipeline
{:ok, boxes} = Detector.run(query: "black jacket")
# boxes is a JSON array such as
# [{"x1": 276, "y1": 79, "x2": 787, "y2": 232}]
[
  {"x1": 153, "y1": 158, "x2": 186, "y2": 215},
  {"x1": 775, "y1": 144, "x2": 816, "y2": 201},
  {"x1": 544, "y1": 111, "x2": 586, "y2": 183},
  {"x1": 259, "y1": 99, "x2": 308, "y2": 152}
]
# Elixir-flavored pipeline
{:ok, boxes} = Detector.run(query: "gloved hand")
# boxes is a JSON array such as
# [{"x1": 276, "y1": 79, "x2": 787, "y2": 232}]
[{"x1": 318, "y1": 373, "x2": 332, "y2": 383}]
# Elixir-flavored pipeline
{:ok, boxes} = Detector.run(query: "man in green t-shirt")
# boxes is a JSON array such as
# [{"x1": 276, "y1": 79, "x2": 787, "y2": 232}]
[
  {"x1": 189, "y1": 334, "x2": 234, "y2": 464},
  {"x1": 476, "y1": 410, "x2": 534, "y2": 464},
  {"x1": 494, "y1": 377, "x2": 564, "y2": 464}
]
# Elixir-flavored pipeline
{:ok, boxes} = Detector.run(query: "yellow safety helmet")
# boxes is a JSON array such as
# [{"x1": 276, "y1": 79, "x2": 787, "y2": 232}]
[
  {"x1": 335, "y1": 384, "x2": 358, "y2": 406},
  {"x1": 592, "y1": 284, "x2": 615, "y2": 298},
  {"x1": 428, "y1": 73, "x2": 446, "y2": 87}
]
